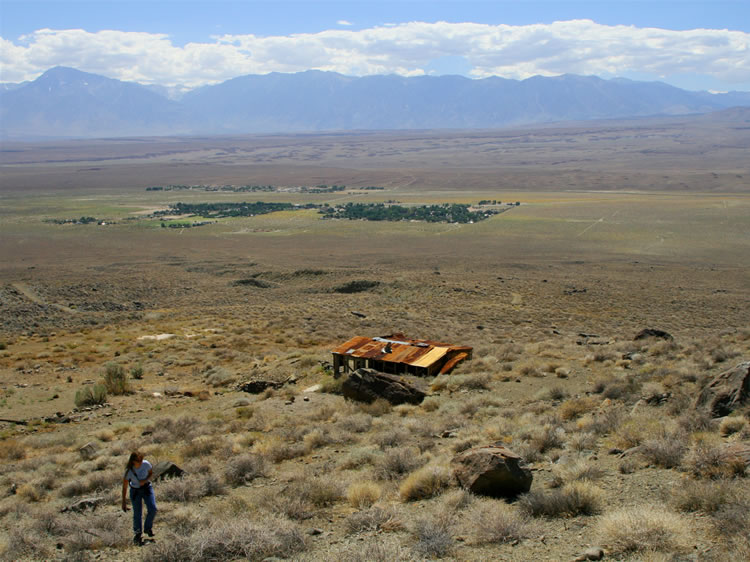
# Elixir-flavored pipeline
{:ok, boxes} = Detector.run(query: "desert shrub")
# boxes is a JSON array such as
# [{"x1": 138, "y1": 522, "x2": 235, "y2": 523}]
[
  {"x1": 596, "y1": 506, "x2": 691, "y2": 554},
  {"x1": 672, "y1": 479, "x2": 744, "y2": 514},
  {"x1": 375, "y1": 446, "x2": 427, "y2": 480},
  {"x1": 336, "y1": 413, "x2": 373, "y2": 433},
  {"x1": 683, "y1": 442, "x2": 747, "y2": 479},
  {"x1": 2, "y1": 523, "x2": 51, "y2": 560},
  {"x1": 74, "y1": 383, "x2": 108, "y2": 408},
  {"x1": 712, "y1": 502, "x2": 750, "y2": 536},
  {"x1": 346, "y1": 481, "x2": 381, "y2": 508},
  {"x1": 339, "y1": 447, "x2": 380, "y2": 470},
  {"x1": 639, "y1": 432, "x2": 688, "y2": 468},
  {"x1": 319, "y1": 374, "x2": 345, "y2": 395},
  {"x1": 567, "y1": 431, "x2": 598, "y2": 452},
  {"x1": 255, "y1": 439, "x2": 306, "y2": 463},
  {"x1": 336, "y1": 536, "x2": 412, "y2": 562},
  {"x1": 59, "y1": 478, "x2": 88, "y2": 498},
  {"x1": 130, "y1": 364, "x2": 144, "y2": 379},
  {"x1": 235, "y1": 406, "x2": 254, "y2": 419},
  {"x1": 399, "y1": 464, "x2": 452, "y2": 502},
  {"x1": 411, "y1": 513, "x2": 454, "y2": 558},
  {"x1": 0, "y1": 439, "x2": 26, "y2": 460},
  {"x1": 538, "y1": 386, "x2": 568, "y2": 401},
  {"x1": 372, "y1": 428, "x2": 411, "y2": 449},
  {"x1": 519, "y1": 482, "x2": 603, "y2": 517},
  {"x1": 224, "y1": 453, "x2": 267, "y2": 486},
  {"x1": 528, "y1": 424, "x2": 565, "y2": 455},
  {"x1": 149, "y1": 416, "x2": 204, "y2": 444},
  {"x1": 720, "y1": 416, "x2": 747, "y2": 437},
  {"x1": 518, "y1": 364, "x2": 542, "y2": 377},
  {"x1": 358, "y1": 398, "x2": 392, "y2": 416},
  {"x1": 346, "y1": 506, "x2": 400, "y2": 534},
  {"x1": 559, "y1": 397, "x2": 597, "y2": 420},
  {"x1": 204, "y1": 366, "x2": 235, "y2": 387},
  {"x1": 288, "y1": 476, "x2": 343, "y2": 507},
  {"x1": 577, "y1": 406, "x2": 625, "y2": 436},
  {"x1": 464, "y1": 499, "x2": 534, "y2": 544},
  {"x1": 421, "y1": 397, "x2": 440, "y2": 412},
  {"x1": 677, "y1": 410, "x2": 717, "y2": 433},
  {"x1": 102, "y1": 362, "x2": 129, "y2": 395},
  {"x1": 182, "y1": 436, "x2": 223, "y2": 458},
  {"x1": 550, "y1": 459, "x2": 603, "y2": 488},
  {"x1": 451, "y1": 373, "x2": 491, "y2": 390},
  {"x1": 141, "y1": 517, "x2": 306, "y2": 562},
  {"x1": 159, "y1": 473, "x2": 225, "y2": 502}
]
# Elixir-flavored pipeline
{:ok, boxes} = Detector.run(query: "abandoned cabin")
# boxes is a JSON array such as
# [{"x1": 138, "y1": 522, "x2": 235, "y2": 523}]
[{"x1": 331, "y1": 333, "x2": 473, "y2": 377}]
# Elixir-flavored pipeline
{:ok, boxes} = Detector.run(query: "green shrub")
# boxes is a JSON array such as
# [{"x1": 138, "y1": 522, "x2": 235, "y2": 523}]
[
  {"x1": 75, "y1": 384, "x2": 108, "y2": 407},
  {"x1": 103, "y1": 362, "x2": 129, "y2": 395},
  {"x1": 130, "y1": 364, "x2": 144, "y2": 380}
]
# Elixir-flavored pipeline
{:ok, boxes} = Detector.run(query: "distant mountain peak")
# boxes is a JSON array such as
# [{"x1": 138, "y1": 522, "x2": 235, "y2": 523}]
[{"x1": 1, "y1": 67, "x2": 749, "y2": 139}]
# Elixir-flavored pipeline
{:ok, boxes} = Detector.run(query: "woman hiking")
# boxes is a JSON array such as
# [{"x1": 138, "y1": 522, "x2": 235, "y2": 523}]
[{"x1": 122, "y1": 451, "x2": 157, "y2": 545}]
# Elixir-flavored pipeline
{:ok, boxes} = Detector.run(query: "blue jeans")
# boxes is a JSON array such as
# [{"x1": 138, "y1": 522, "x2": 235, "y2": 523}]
[{"x1": 130, "y1": 483, "x2": 157, "y2": 535}]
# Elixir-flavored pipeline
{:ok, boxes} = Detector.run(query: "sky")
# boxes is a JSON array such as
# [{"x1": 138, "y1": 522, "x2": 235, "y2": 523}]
[{"x1": 1, "y1": 0, "x2": 749, "y2": 92}]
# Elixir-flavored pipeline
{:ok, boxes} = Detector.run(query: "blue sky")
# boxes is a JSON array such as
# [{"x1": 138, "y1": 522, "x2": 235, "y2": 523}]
[{"x1": 2, "y1": 1, "x2": 749, "y2": 91}]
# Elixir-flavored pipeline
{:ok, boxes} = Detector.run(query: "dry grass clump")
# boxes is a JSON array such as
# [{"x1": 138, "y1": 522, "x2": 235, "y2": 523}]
[
  {"x1": 421, "y1": 396, "x2": 440, "y2": 412},
  {"x1": 375, "y1": 446, "x2": 428, "y2": 480},
  {"x1": 559, "y1": 397, "x2": 597, "y2": 420},
  {"x1": 550, "y1": 459, "x2": 604, "y2": 488},
  {"x1": 142, "y1": 517, "x2": 306, "y2": 562},
  {"x1": 148, "y1": 416, "x2": 205, "y2": 444},
  {"x1": 346, "y1": 506, "x2": 401, "y2": 534},
  {"x1": 450, "y1": 372, "x2": 491, "y2": 391},
  {"x1": 254, "y1": 437, "x2": 306, "y2": 463},
  {"x1": 719, "y1": 416, "x2": 747, "y2": 437},
  {"x1": 333, "y1": 536, "x2": 413, "y2": 562},
  {"x1": 519, "y1": 481, "x2": 604, "y2": 517},
  {"x1": 683, "y1": 441, "x2": 747, "y2": 479},
  {"x1": 595, "y1": 505, "x2": 692, "y2": 554},
  {"x1": 639, "y1": 432, "x2": 688, "y2": 468},
  {"x1": 463, "y1": 499, "x2": 535, "y2": 544},
  {"x1": 223, "y1": 453, "x2": 267, "y2": 486},
  {"x1": 335, "y1": 412, "x2": 373, "y2": 433},
  {"x1": 0, "y1": 439, "x2": 26, "y2": 460},
  {"x1": 346, "y1": 480, "x2": 382, "y2": 508},
  {"x1": 288, "y1": 475, "x2": 344, "y2": 507},
  {"x1": 372, "y1": 427, "x2": 412, "y2": 449},
  {"x1": 399, "y1": 464, "x2": 452, "y2": 502},
  {"x1": 156, "y1": 473, "x2": 226, "y2": 502},
  {"x1": 339, "y1": 446, "x2": 380, "y2": 470},
  {"x1": 411, "y1": 512, "x2": 455, "y2": 558},
  {"x1": 672, "y1": 479, "x2": 745, "y2": 514}
]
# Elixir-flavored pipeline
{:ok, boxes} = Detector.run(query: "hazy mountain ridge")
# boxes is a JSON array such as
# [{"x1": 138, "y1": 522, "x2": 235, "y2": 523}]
[{"x1": 2, "y1": 66, "x2": 750, "y2": 139}]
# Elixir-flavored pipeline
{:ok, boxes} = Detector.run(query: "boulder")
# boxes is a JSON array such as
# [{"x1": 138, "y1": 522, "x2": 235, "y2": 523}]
[
  {"x1": 61, "y1": 497, "x2": 104, "y2": 513},
  {"x1": 152, "y1": 461, "x2": 186, "y2": 481},
  {"x1": 694, "y1": 361, "x2": 750, "y2": 417},
  {"x1": 341, "y1": 368, "x2": 425, "y2": 405},
  {"x1": 451, "y1": 445, "x2": 533, "y2": 498},
  {"x1": 634, "y1": 328, "x2": 673, "y2": 341},
  {"x1": 79, "y1": 442, "x2": 98, "y2": 460},
  {"x1": 238, "y1": 380, "x2": 285, "y2": 394}
]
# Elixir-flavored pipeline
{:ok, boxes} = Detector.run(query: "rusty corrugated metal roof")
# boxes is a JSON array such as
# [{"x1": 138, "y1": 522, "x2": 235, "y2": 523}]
[{"x1": 332, "y1": 334, "x2": 471, "y2": 370}]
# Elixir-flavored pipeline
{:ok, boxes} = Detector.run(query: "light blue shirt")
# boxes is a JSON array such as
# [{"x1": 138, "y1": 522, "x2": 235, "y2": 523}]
[{"x1": 125, "y1": 460, "x2": 152, "y2": 488}]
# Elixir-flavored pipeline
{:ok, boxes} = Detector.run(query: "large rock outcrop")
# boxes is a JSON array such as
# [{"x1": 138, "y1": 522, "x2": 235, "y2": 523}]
[
  {"x1": 695, "y1": 361, "x2": 750, "y2": 417},
  {"x1": 152, "y1": 461, "x2": 186, "y2": 481},
  {"x1": 451, "y1": 445, "x2": 533, "y2": 498},
  {"x1": 341, "y1": 368, "x2": 425, "y2": 405}
]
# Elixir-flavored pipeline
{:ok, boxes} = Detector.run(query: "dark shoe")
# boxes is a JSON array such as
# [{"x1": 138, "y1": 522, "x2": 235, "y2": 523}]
[
  {"x1": 133, "y1": 533, "x2": 143, "y2": 546},
  {"x1": 145, "y1": 529, "x2": 154, "y2": 538}
]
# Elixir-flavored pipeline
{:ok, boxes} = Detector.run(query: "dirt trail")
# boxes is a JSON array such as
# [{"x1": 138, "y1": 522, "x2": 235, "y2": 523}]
[{"x1": 11, "y1": 282, "x2": 77, "y2": 314}]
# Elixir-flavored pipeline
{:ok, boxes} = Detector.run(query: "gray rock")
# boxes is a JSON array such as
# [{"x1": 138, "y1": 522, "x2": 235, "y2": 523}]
[
  {"x1": 634, "y1": 328, "x2": 673, "y2": 341},
  {"x1": 694, "y1": 361, "x2": 750, "y2": 417},
  {"x1": 341, "y1": 368, "x2": 425, "y2": 405},
  {"x1": 152, "y1": 461, "x2": 186, "y2": 481},
  {"x1": 582, "y1": 546, "x2": 605, "y2": 560},
  {"x1": 61, "y1": 497, "x2": 104, "y2": 513},
  {"x1": 451, "y1": 444, "x2": 532, "y2": 498},
  {"x1": 233, "y1": 397, "x2": 251, "y2": 407},
  {"x1": 79, "y1": 442, "x2": 98, "y2": 460}
]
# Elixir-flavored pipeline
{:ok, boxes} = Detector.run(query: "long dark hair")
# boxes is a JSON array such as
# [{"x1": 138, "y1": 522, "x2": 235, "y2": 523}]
[{"x1": 125, "y1": 451, "x2": 143, "y2": 476}]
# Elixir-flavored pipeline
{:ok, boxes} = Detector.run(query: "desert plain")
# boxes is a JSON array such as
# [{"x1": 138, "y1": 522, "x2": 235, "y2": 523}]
[{"x1": 0, "y1": 114, "x2": 749, "y2": 561}]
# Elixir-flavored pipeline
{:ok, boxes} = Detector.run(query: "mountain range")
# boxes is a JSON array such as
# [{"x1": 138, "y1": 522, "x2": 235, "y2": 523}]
[{"x1": 2, "y1": 66, "x2": 750, "y2": 139}]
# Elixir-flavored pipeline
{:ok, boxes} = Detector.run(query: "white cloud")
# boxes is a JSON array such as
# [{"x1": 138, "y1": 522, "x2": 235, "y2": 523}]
[
  {"x1": 337, "y1": 20, "x2": 353, "y2": 26},
  {"x1": 1, "y1": 20, "x2": 748, "y2": 90}
]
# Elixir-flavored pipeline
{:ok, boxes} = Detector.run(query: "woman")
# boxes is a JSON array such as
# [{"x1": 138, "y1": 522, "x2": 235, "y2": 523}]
[{"x1": 122, "y1": 451, "x2": 157, "y2": 545}]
